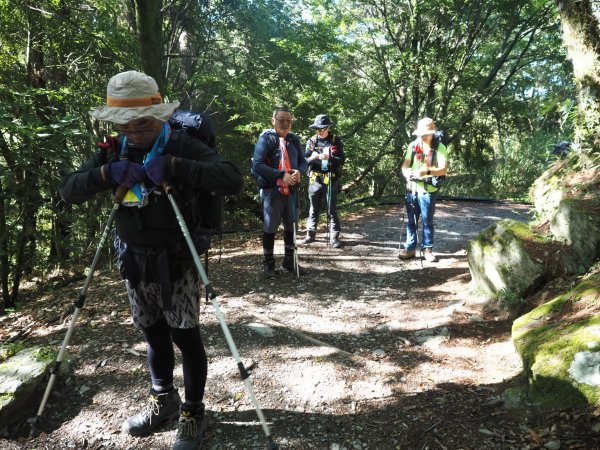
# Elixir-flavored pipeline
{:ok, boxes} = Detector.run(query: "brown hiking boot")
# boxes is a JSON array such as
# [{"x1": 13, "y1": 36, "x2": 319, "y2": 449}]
[
  {"x1": 398, "y1": 249, "x2": 416, "y2": 260},
  {"x1": 424, "y1": 248, "x2": 438, "y2": 262}
]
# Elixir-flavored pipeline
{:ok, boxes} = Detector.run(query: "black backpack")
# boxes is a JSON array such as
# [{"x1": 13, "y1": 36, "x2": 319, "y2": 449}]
[
  {"x1": 409, "y1": 130, "x2": 447, "y2": 189},
  {"x1": 168, "y1": 110, "x2": 226, "y2": 302},
  {"x1": 168, "y1": 110, "x2": 223, "y2": 235}
]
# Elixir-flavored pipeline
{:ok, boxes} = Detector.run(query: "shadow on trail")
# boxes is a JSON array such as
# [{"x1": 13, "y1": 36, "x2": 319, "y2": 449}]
[{"x1": 196, "y1": 378, "x2": 597, "y2": 450}]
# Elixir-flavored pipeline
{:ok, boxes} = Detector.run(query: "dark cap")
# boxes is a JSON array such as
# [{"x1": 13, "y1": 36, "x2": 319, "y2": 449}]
[{"x1": 309, "y1": 114, "x2": 334, "y2": 129}]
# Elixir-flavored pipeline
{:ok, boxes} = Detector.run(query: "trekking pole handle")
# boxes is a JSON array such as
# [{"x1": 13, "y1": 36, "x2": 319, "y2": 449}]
[{"x1": 113, "y1": 185, "x2": 128, "y2": 204}]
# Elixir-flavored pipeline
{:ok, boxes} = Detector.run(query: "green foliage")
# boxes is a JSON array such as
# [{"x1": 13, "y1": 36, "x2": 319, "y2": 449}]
[
  {"x1": 0, "y1": 342, "x2": 25, "y2": 363},
  {"x1": 0, "y1": 0, "x2": 583, "y2": 307},
  {"x1": 33, "y1": 346, "x2": 57, "y2": 362},
  {"x1": 497, "y1": 288, "x2": 526, "y2": 310}
]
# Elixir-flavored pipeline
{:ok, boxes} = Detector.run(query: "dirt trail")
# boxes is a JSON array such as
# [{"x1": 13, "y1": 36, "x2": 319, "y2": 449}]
[{"x1": 2, "y1": 200, "x2": 598, "y2": 449}]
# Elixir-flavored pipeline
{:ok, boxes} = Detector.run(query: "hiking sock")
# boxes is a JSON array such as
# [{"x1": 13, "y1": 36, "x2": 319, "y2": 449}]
[
  {"x1": 182, "y1": 400, "x2": 204, "y2": 411},
  {"x1": 281, "y1": 230, "x2": 306, "y2": 274},
  {"x1": 152, "y1": 384, "x2": 175, "y2": 394}
]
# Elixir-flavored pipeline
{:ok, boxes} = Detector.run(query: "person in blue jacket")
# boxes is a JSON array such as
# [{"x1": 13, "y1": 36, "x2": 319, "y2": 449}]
[{"x1": 252, "y1": 106, "x2": 308, "y2": 277}]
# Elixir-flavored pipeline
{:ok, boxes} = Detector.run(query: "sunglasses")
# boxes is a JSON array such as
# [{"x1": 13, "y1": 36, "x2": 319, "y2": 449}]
[{"x1": 317, "y1": 127, "x2": 329, "y2": 132}]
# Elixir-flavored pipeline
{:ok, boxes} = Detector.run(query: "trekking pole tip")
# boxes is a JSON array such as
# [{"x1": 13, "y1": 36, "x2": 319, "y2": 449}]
[{"x1": 28, "y1": 416, "x2": 39, "y2": 438}]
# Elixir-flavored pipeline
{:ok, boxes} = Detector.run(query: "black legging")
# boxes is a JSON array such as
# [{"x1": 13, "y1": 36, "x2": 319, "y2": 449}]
[{"x1": 141, "y1": 317, "x2": 208, "y2": 403}]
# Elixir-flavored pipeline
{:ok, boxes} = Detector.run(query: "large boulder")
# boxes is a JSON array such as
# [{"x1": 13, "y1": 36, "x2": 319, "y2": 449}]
[
  {"x1": 0, "y1": 346, "x2": 57, "y2": 430},
  {"x1": 530, "y1": 159, "x2": 600, "y2": 270},
  {"x1": 511, "y1": 271, "x2": 600, "y2": 408},
  {"x1": 466, "y1": 219, "x2": 567, "y2": 306}
]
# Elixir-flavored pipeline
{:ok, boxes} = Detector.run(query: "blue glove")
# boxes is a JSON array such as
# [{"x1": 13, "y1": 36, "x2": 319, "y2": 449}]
[
  {"x1": 145, "y1": 155, "x2": 171, "y2": 186},
  {"x1": 108, "y1": 160, "x2": 145, "y2": 187}
]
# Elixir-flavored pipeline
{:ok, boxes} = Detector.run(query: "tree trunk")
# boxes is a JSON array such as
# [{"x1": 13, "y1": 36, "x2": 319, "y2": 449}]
[
  {"x1": 135, "y1": 0, "x2": 165, "y2": 94},
  {"x1": 556, "y1": 0, "x2": 600, "y2": 153},
  {"x1": 0, "y1": 175, "x2": 9, "y2": 313},
  {"x1": 48, "y1": 194, "x2": 70, "y2": 267}
]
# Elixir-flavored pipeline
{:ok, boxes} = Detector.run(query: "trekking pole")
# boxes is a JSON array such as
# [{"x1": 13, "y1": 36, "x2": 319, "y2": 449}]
[
  {"x1": 29, "y1": 186, "x2": 127, "y2": 437},
  {"x1": 164, "y1": 184, "x2": 279, "y2": 450},
  {"x1": 290, "y1": 185, "x2": 300, "y2": 279},
  {"x1": 414, "y1": 204, "x2": 423, "y2": 268},
  {"x1": 398, "y1": 195, "x2": 406, "y2": 258},
  {"x1": 326, "y1": 172, "x2": 332, "y2": 248}
]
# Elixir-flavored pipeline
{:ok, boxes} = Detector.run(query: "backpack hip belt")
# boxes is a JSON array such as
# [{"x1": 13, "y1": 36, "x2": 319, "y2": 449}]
[{"x1": 310, "y1": 171, "x2": 335, "y2": 185}]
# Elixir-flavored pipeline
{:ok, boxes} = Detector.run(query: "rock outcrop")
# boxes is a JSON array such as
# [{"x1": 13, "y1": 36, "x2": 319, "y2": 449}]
[{"x1": 467, "y1": 155, "x2": 600, "y2": 408}]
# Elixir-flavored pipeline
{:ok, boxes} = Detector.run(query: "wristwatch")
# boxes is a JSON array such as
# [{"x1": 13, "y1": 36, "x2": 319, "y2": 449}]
[{"x1": 426, "y1": 169, "x2": 431, "y2": 175}]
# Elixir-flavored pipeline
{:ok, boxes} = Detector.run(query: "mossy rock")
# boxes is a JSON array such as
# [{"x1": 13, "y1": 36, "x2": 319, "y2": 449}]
[
  {"x1": 512, "y1": 272, "x2": 600, "y2": 408},
  {"x1": 530, "y1": 160, "x2": 600, "y2": 271},
  {"x1": 0, "y1": 345, "x2": 66, "y2": 430},
  {"x1": 550, "y1": 198, "x2": 600, "y2": 270},
  {"x1": 467, "y1": 219, "x2": 546, "y2": 302}
]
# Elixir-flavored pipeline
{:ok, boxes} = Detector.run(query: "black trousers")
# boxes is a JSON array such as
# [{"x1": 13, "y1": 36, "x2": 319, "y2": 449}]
[
  {"x1": 306, "y1": 178, "x2": 341, "y2": 234},
  {"x1": 141, "y1": 317, "x2": 208, "y2": 403}
]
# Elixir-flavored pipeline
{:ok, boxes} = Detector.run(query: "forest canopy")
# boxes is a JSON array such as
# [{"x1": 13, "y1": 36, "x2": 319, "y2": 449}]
[{"x1": 1, "y1": 0, "x2": 598, "y2": 309}]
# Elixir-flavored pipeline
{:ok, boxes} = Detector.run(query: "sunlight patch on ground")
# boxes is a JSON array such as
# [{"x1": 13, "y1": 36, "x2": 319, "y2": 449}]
[
  {"x1": 284, "y1": 346, "x2": 344, "y2": 359},
  {"x1": 350, "y1": 378, "x2": 393, "y2": 400},
  {"x1": 282, "y1": 361, "x2": 348, "y2": 404},
  {"x1": 426, "y1": 343, "x2": 481, "y2": 359}
]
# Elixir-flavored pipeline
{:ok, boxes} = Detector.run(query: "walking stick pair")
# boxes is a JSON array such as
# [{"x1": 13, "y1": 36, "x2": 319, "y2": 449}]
[
  {"x1": 326, "y1": 172, "x2": 333, "y2": 247},
  {"x1": 32, "y1": 185, "x2": 279, "y2": 450}
]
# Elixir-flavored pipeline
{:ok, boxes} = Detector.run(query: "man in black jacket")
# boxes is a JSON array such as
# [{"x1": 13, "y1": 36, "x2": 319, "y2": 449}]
[
  {"x1": 252, "y1": 106, "x2": 308, "y2": 277},
  {"x1": 303, "y1": 114, "x2": 345, "y2": 248},
  {"x1": 60, "y1": 71, "x2": 242, "y2": 450}
]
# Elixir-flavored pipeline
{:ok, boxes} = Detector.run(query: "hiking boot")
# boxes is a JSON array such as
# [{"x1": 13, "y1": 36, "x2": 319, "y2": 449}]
[
  {"x1": 263, "y1": 258, "x2": 277, "y2": 278},
  {"x1": 172, "y1": 404, "x2": 206, "y2": 450},
  {"x1": 331, "y1": 237, "x2": 344, "y2": 248},
  {"x1": 424, "y1": 248, "x2": 438, "y2": 262},
  {"x1": 398, "y1": 249, "x2": 416, "y2": 260},
  {"x1": 302, "y1": 231, "x2": 316, "y2": 244},
  {"x1": 122, "y1": 388, "x2": 181, "y2": 436},
  {"x1": 279, "y1": 257, "x2": 307, "y2": 276}
]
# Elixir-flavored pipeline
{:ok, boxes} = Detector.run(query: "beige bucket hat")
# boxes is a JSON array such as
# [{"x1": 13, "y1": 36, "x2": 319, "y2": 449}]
[
  {"x1": 89, "y1": 71, "x2": 180, "y2": 124},
  {"x1": 412, "y1": 117, "x2": 437, "y2": 136}
]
